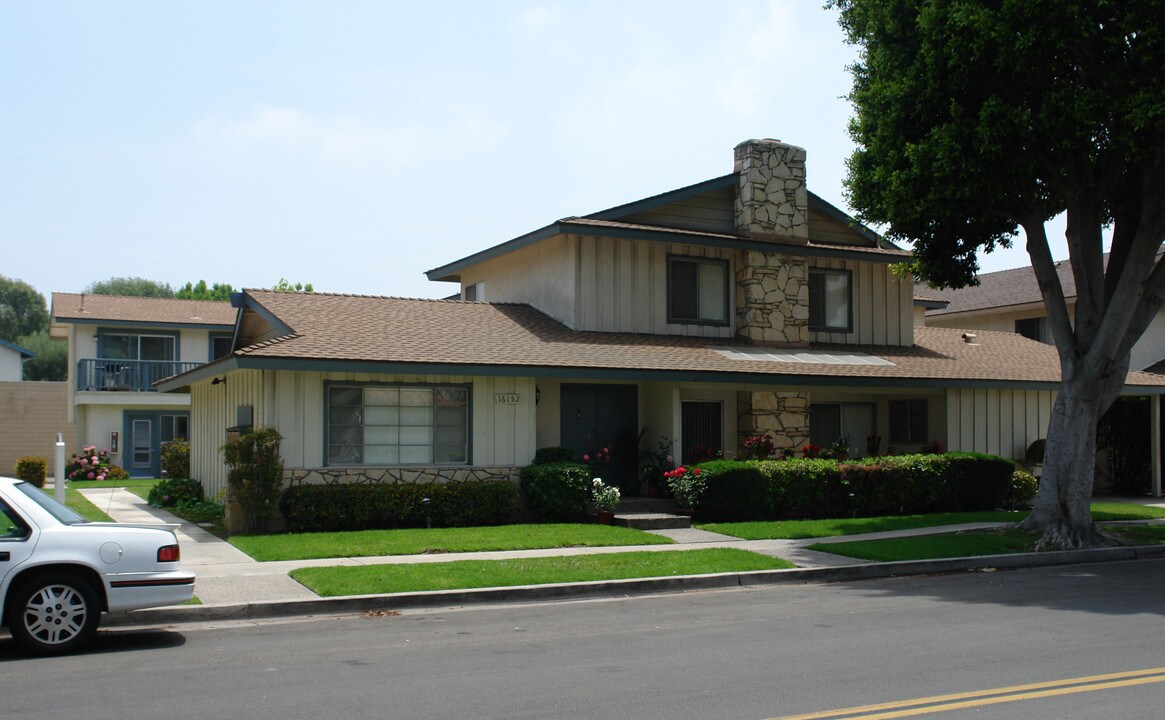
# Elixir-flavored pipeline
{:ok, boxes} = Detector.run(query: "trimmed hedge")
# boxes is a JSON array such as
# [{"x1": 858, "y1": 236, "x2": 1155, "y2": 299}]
[
  {"x1": 279, "y1": 480, "x2": 519, "y2": 533},
  {"x1": 519, "y1": 462, "x2": 591, "y2": 521},
  {"x1": 692, "y1": 460, "x2": 770, "y2": 522},
  {"x1": 692, "y1": 453, "x2": 1017, "y2": 522}
]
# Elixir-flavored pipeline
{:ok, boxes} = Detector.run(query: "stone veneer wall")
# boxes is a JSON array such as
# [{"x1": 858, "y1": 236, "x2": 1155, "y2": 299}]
[
  {"x1": 735, "y1": 250, "x2": 810, "y2": 345},
  {"x1": 285, "y1": 466, "x2": 519, "y2": 486},
  {"x1": 733, "y1": 139, "x2": 812, "y2": 347},
  {"x1": 737, "y1": 390, "x2": 810, "y2": 452},
  {"x1": 733, "y1": 139, "x2": 809, "y2": 242}
]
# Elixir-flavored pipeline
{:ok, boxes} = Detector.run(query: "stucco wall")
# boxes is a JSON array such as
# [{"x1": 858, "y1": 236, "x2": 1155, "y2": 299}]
[{"x1": 0, "y1": 382, "x2": 75, "y2": 476}]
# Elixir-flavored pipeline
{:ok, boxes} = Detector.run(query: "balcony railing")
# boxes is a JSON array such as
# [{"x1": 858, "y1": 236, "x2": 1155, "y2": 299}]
[{"x1": 76, "y1": 359, "x2": 204, "y2": 392}]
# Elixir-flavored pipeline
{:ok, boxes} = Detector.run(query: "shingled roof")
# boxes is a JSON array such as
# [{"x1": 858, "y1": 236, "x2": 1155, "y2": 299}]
[
  {"x1": 913, "y1": 260, "x2": 1077, "y2": 317},
  {"x1": 160, "y1": 290, "x2": 1165, "y2": 392},
  {"x1": 52, "y1": 293, "x2": 237, "y2": 327}
]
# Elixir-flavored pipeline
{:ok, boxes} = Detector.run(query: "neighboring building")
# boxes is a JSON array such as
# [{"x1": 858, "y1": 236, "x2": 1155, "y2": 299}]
[
  {"x1": 50, "y1": 294, "x2": 237, "y2": 477},
  {"x1": 160, "y1": 139, "x2": 1165, "y2": 514},
  {"x1": 916, "y1": 257, "x2": 1165, "y2": 372},
  {"x1": 0, "y1": 339, "x2": 35, "y2": 381}
]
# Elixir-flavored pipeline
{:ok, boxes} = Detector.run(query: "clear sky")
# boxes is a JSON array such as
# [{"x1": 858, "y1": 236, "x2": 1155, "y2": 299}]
[{"x1": 2, "y1": 1, "x2": 1062, "y2": 306}]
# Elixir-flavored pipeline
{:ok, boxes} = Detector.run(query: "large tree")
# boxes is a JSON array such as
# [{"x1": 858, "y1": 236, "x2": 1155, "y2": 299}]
[
  {"x1": 84, "y1": 277, "x2": 174, "y2": 297},
  {"x1": 0, "y1": 275, "x2": 49, "y2": 342},
  {"x1": 16, "y1": 329, "x2": 67, "y2": 381},
  {"x1": 832, "y1": 0, "x2": 1165, "y2": 548}
]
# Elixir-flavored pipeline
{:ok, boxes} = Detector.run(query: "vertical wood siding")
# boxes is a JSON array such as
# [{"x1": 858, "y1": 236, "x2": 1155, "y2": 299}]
[
  {"x1": 575, "y1": 235, "x2": 735, "y2": 338},
  {"x1": 945, "y1": 387, "x2": 1055, "y2": 458},
  {"x1": 193, "y1": 370, "x2": 537, "y2": 499},
  {"x1": 808, "y1": 258, "x2": 913, "y2": 346}
]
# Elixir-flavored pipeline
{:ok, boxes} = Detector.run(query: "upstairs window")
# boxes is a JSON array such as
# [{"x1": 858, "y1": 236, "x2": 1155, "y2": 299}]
[
  {"x1": 100, "y1": 332, "x2": 176, "y2": 361},
  {"x1": 463, "y1": 282, "x2": 484, "y2": 302},
  {"x1": 1015, "y1": 317, "x2": 1046, "y2": 343},
  {"x1": 210, "y1": 333, "x2": 233, "y2": 359},
  {"x1": 669, "y1": 256, "x2": 729, "y2": 325},
  {"x1": 809, "y1": 268, "x2": 853, "y2": 333}
]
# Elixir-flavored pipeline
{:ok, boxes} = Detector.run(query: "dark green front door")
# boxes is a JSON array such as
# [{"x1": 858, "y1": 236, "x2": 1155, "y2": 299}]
[{"x1": 560, "y1": 384, "x2": 638, "y2": 494}]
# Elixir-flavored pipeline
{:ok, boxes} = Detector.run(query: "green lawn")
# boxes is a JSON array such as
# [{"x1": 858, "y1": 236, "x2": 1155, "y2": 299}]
[
  {"x1": 698, "y1": 511, "x2": 1024, "y2": 540},
  {"x1": 65, "y1": 478, "x2": 160, "y2": 493},
  {"x1": 290, "y1": 548, "x2": 793, "y2": 596},
  {"x1": 807, "y1": 529, "x2": 1041, "y2": 561},
  {"x1": 700, "y1": 503, "x2": 1165, "y2": 541},
  {"x1": 232, "y1": 523, "x2": 673, "y2": 561},
  {"x1": 807, "y1": 523, "x2": 1165, "y2": 562},
  {"x1": 57, "y1": 487, "x2": 115, "y2": 522}
]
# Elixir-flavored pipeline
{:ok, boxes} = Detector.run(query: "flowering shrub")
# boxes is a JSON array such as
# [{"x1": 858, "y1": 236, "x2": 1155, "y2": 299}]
[
  {"x1": 582, "y1": 446, "x2": 612, "y2": 480},
  {"x1": 640, "y1": 436, "x2": 675, "y2": 488},
  {"x1": 800, "y1": 444, "x2": 824, "y2": 459},
  {"x1": 664, "y1": 465, "x2": 706, "y2": 509},
  {"x1": 66, "y1": 445, "x2": 114, "y2": 481},
  {"x1": 740, "y1": 433, "x2": 776, "y2": 460},
  {"x1": 920, "y1": 438, "x2": 945, "y2": 454},
  {"x1": 591, "y1": 478, "x2": 621, "y2": 512}
]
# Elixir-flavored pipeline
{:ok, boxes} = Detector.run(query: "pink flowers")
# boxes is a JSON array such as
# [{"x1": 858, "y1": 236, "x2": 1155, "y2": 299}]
[{"x1": 67, "y1": 445, "x2": 114, "y2": 482}]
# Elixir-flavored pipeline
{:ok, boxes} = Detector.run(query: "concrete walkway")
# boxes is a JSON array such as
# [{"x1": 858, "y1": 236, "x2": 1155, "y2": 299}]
[{"x1": 76, "y1": 487, "x2": 1165, "y2": 625}]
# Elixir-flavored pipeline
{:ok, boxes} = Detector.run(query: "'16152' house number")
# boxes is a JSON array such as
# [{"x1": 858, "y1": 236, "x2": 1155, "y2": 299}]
[{"x1": 495, "y1": 394, "x2": 522, "y2": 404}]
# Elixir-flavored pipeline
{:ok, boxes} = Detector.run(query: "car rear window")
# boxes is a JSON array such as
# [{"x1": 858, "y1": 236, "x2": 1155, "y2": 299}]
[{"x1": 15, "y1": 482, "x2": 90, "y2": 525}]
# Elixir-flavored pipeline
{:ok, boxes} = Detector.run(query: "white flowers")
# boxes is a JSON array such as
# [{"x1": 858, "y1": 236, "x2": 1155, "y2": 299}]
[{"x1": 592, "y1": 478, "x2": 620, "y2": 511}]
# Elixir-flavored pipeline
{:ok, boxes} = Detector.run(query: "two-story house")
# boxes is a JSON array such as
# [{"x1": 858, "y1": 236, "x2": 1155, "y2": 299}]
[
  {"x1": 160, "y1": 139, "x2": 1165, "y2": 512},
  {"x1": 916, "y1": 258, "x2": 1165, "y2": 373},
  {"x1": 51, "y1": 293, "x2": 237, "y2": 477}
]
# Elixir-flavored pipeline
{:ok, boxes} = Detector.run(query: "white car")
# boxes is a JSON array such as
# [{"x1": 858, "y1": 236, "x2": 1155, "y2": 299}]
[{"x1": 0, "y1": 476, "x2": 195, "y2": 655}]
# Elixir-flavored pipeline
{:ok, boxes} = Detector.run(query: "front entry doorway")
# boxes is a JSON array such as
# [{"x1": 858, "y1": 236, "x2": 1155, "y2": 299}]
[
  {"x1": 560, "y1": 384, "x2": 638, "y2": 495},
  {"x1": 123, "y1": 411, "x2": 189, "y2": 478}
]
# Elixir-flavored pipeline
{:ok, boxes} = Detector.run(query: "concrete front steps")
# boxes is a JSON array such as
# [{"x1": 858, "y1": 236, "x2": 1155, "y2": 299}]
[{"x1": 611, "y1": 496, "x2": 692, "y2": 530}]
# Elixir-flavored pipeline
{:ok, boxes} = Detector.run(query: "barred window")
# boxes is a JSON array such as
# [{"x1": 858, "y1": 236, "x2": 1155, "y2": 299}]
[{"x1": 327, "y1": 384, "x2": 469, "y2": 465}]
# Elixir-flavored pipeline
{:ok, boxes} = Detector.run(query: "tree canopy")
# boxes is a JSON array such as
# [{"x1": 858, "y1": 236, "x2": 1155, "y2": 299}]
[
  {"x1": 16, "y1": 329, "x2": 67, "y2": 382},
  {"x1": 0, "y1": 275, "x2": 49, "y2": 343},
  {"x1": 271, "y1": 278, "x2": 314, "y2": 293},
  {"x1": 832, "y1": 0, "x2": 1165, "y2": 548},
  {"x1": 84, "y1": 276, "x2": 175, "y2": 298},
  {"x1": 176, "y1": 280, "x2": 236, "y2": 301}
]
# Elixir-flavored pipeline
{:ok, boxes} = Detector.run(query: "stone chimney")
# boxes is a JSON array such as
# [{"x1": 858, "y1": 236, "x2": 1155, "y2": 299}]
[
  {"x1": 733, "y1": 139, "x2": 808, "y2": 243},
  {"x1": 733, "y1": 139, "x2": 811, "y2": 346}
]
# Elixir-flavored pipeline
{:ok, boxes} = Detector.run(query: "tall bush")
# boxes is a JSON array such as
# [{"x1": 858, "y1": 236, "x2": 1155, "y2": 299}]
[
  {"x1": 519, "y1": 462, "x2": 590, "y2": 521},
  {"x1": 692, "y1": 460, "x2": 768, "y2": 521},
  {"x1": 14, "y1": 457, "x2": 47, "y2": 487},
  {"x1": 160, "y1": 438, "x2": 191, "y2": 479},
  {"x1": 221, "y1": 428, "x2": 284, "y2": 533}
]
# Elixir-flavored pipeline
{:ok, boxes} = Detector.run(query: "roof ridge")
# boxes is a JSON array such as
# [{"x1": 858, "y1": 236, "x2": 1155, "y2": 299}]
[
  {"x1": 245, "y1": 289, "x2": 534, "y2": 306},
  {"x1": 52, "y1": 292, "x2": 229, "y2": 304}
]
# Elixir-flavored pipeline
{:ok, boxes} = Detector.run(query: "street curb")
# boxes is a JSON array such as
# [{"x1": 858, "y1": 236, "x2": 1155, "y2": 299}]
[{"x1": 101, "y1": 544, "x2": 1165, "y2": 627}]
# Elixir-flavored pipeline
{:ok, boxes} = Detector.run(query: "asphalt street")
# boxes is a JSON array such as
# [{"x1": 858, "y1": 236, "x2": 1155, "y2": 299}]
[{"x1": 6, "y1": 558, "x2": 1165, "y2": 720}]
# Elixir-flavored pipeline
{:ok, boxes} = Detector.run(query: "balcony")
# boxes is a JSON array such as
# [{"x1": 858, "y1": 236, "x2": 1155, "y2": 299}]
[{"x1": 76, "y1": 359, "x2": 203, "y2": 392}]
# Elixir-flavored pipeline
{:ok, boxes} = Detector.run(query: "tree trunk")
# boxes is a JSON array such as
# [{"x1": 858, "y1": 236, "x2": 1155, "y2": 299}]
[{"x1": 1019, "y1": 366, "x2": 1123, "y2": 549}]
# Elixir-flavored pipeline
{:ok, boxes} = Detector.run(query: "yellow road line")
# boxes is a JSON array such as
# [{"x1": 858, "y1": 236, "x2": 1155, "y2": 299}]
[{"x1": 768, "y1": 667, "x2": 1165, "y2": 720}]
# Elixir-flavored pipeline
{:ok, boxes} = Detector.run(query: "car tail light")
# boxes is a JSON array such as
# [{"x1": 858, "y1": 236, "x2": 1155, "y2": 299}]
[{"x1": 157, "y1": 544, "x2": 181, "y2": 563}]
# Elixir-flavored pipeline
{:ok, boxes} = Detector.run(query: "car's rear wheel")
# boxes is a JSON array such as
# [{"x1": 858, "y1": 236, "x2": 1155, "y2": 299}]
[{"x1": 7, "y1": 572, "x2": 101, "y2": 656}]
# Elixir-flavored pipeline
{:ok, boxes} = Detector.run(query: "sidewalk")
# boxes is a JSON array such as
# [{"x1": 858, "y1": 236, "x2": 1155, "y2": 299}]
[{"x1": 78, "y1": 487, "x2": 1165, "y2": 626}]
